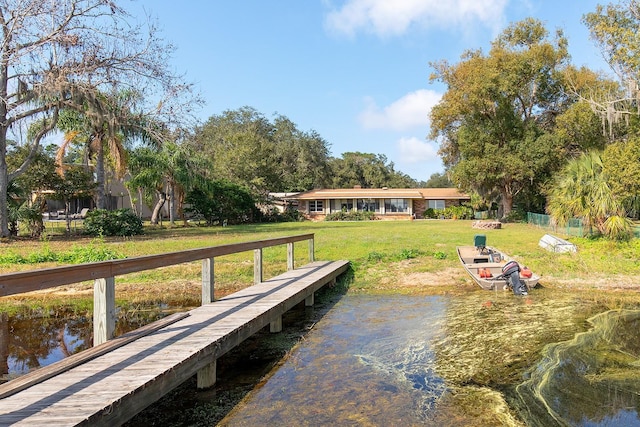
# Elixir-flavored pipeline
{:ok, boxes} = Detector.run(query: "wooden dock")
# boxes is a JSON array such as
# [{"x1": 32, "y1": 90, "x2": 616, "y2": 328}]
[{"x1": 0, "y1": 259, "x2": 349, "y2": 426}]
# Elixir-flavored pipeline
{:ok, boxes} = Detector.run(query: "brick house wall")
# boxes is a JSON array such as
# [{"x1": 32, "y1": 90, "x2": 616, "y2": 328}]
[{"x1": 413, "y1": 199, "x2": 426, "y2": 219}]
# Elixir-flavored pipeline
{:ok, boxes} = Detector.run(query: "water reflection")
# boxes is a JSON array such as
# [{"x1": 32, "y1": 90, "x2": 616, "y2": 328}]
[
  {"x1": 0, "y1": 307, "x2": 171, "y2": 383},
  {"x1": 220, "y1": 295, "x2": 448, "y2": 426}
]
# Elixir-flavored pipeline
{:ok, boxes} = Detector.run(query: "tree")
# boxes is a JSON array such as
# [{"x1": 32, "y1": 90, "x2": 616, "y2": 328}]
[
  {"x1": 602, "y1": 137, "x2": 640, "y2": 218},
  {"x1": 574, "y1": 2, "x2": 640, "y2": 138},
  {"x1": 0, "y1": 0, "x2": 198, "y2": 237},
  {"x1": 48, "y1": 165, "x2": 95, "y2": 234},
  {"x1": 6, "y1": 142, "x2": 59, "y2": 236},
  {"x1": 430, "y1": 18, "x2": 570, "y2": 216},
  {"x1": 128, "y1": 136, "x2": 207, "y2": 226},
  {"x1": 424, "y1": 172, "x2": 453, "y2": 188},
  {"x1": 272, "y1": 115, "x2": 332, "y2": 191},
  {"x1": 55, "y1": 92, "x2": 147, "y2": 210},
  {"x1": 546, "y1": 151, "x2": 632, "y2": 239},
  {"x1": 192, "y1": 107, "x2": 335, "y2": 196},
  {"x1": 185, "y1": 179, "x2": 257, "y2": 226},
  {"x1": 193, "y1": 107, "x2": 277, "y2": 197},
  {"x1": 328, "y1": 152, "x2": 417, "y2": 188}
]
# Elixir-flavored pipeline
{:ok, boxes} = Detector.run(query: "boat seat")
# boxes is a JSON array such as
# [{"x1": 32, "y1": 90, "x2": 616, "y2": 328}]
[
  {"x1": 474, "y1": 234, "x2": 487, "y2": 254},
  {"x1": 467, "y1": 262, "x2": 504, "y2": 269}
]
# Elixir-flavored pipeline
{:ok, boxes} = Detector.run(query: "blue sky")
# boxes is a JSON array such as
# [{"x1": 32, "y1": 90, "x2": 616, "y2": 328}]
[{"x1": 133, "y1": 0, "x2": 611, "y2": 183}]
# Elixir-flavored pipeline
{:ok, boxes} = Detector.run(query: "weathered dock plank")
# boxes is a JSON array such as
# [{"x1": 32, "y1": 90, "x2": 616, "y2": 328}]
[{"x1": 0, "y1": 260, "x2": 349, "y2": 426}]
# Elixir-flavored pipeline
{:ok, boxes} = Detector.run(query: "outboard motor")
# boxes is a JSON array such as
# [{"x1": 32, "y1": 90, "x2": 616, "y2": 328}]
[{"x1": 502, "y1": 261, "x2": 528, "y2": 296}]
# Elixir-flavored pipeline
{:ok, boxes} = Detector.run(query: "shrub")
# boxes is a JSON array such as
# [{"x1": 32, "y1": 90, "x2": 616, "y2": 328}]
[
  {"x1": 502, "y1": 209, "x2": 526, "y2": 223},
  {"x1": 83, "y1": 209, "x2": 143, "y2": 237},
  {"x1": 603, "y1": 215, "x2": 634, "y2": 241},
  {"x1": 325, "y1": 211, "x2": 377, "y2": 221},
  {"x1": 259, "y1": 207, "x2": 305, "y2": 223},
  {"x1": 424, "y1": 208, "x2": 437, "y2": 219},
  {"x1": 425, "y1": 205, "x2": 474, "y2": 220},
  {"x1": 185, "y1": 179, "x2": 257, "y2": 226}
]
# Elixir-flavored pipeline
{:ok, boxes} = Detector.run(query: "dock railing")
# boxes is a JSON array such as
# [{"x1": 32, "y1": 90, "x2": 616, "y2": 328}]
[{"x1": 0, "y1": 233, "x2": 315, "y2": 345}]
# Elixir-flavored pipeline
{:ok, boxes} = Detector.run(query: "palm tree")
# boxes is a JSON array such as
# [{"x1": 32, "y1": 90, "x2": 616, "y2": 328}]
[
  {"x1": 56, "y1": 91, "x2": 146, "y2": 210},
  {"x1": 546, "y1": 151, "x2": 632, "y2": 238},
  {"x1": 127, "y1": 138, "x2": 204, "y2": 226}
]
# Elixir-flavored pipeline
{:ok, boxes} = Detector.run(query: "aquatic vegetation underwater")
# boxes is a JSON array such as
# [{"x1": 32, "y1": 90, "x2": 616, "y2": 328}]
[
  {"x1": 514, "y1": 309, "x2": 640, "y2": 426},
  {"x1": 433, "y1": 289, "x2": 640, "y2": 426}
]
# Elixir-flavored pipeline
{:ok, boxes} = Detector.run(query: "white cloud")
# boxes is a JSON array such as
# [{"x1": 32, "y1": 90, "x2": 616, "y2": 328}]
[
  {"x1": 397, "y1": 137, "x2": 439, "y2": 164},
  {"x1": 359, "y1": 89, "x2": 441, "y2": 131},
  {"x1": 325, "y1": 0, "x2": 508, "y2": 37}
]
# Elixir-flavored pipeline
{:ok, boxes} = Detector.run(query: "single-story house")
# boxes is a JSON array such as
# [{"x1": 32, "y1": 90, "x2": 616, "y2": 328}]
[{"x1": 289, "y1": 187, "x2": 470, "y2": 220}]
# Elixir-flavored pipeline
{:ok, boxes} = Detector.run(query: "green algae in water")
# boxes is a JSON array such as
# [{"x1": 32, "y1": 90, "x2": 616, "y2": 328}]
[
  {"x1": 514, "y1": 309, "x2": 640, "y2": 426},
  {"x1": 431, "y1": 290, "x2": 590, "y2": 426}
]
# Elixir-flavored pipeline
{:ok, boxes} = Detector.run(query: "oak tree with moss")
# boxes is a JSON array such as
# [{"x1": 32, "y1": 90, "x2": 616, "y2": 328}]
[
  {"x1": 429, "y1": 18, "x2": 571, "y2": 217},
  {"x1": 0, "y1": 0, "x2": 198, "y2": 237}
]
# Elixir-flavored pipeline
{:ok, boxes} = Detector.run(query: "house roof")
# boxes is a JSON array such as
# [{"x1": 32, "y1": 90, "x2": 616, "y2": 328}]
[{"x1": 289, "y1": 188, "x2": 469, "y2": 200}]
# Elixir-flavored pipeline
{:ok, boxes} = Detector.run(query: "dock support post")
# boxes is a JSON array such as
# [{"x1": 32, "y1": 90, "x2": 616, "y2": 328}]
[
  {"x1": 305, "y1": 293, "x2": 314, "y2": 306},
  {"x1": 287, "y1": 242, "x2": 294, "y2": 271},
  {"x1": 202, "y1": 257, "x2": 215, "y2": 304},
  {"x1": 308, "y1": 238, "x2": 315, "y2": 262},
  {"x1": 197, "y1": 359, "x2": 217, "y2": 389},
  {"x1": 254, "y1": 249, "x2": 263, "y2": 284},
  {"x1": 93, "y1": 277, "x2": 116, "y2": 346},
  {"x1": 270, "y1": 316, "x2": 282, "y2": 333}
]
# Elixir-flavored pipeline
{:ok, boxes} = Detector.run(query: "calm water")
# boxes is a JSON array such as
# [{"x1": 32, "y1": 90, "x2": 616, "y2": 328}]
[
  {"x1": 220, "y1": 294, "x2": 448, "y2": 426},
  {"x1": 3, "y1": 292, "x2": 640, "y2": 426}
]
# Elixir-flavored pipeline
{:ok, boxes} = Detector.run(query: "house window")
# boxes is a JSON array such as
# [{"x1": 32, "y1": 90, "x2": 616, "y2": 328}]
[
  {"x1": 428, "y1": 200, "x2": 446, "y2": 210},
  {"x1": 357, "y1": 199, "x2": 379, "y2": 212},
  {"x1": 332, "y1": 199, "x2": 353, "y2": 212},
  {"x1": 309, "y1": 200, "x2": 324, "y2": 212},
  {"x1": 384, "y1": 199, "x2": 409, "y2": 213}
]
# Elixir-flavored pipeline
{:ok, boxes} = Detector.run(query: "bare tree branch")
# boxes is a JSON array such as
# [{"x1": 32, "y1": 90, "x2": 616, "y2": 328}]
[{"x1": 0, "y1": 0, "x2": 202, "y2": 237}]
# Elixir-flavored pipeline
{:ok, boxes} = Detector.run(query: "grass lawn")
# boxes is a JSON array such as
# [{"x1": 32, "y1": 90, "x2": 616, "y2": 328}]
[{"x1": 1, "y1": 219, "x2": 640, "y2": 309}]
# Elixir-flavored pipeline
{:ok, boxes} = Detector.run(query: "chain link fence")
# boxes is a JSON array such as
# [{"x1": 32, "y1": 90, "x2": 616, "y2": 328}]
[{"x1": 527, "y1": 212, "x2": 585, "y2": 237}]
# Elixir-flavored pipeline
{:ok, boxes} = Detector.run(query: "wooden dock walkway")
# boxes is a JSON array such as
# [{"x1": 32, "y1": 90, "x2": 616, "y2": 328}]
[{"x1": 0, "y1": 259, "x2": 349, "y2": 426}]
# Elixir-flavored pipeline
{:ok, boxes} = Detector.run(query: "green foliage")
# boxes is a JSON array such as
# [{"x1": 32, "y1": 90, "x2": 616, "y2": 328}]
[
  {"x1": 424, "y1": 208, "x2": 437, "y2": 219},
  {"x1": 554, "y1": 102, "x2": 606, "y2": 154},
  {"x1": 433, "y1": 251, "x2": 447, "y2": 259},
  {"x1": 424, "y1": 205, "x2": 474, "y2": 220},
  {"x1": 584, "y1": 3, "x2": 640, "y2": 86},
  {"x1": 0, "y1": 239, "x2": 123, "y2": 265},
  {"x1": 259, "y1": 207, "x2": 305, "y2": 223},
  {"x1": 192, "y1": 107, "x2": 332, "y2": 194},
  {"x1": 603, "y1": 215, "x2": 634, "y2": 242},
  {"x1": 430, "y1": 18, "x2": 570, "y2": 216},
  {"x1": 366, "y1": 251, "x2": 385, "y2": 262},
  {"x1": 327, "y1": 151, "x2": 417, "y2": 188},
  {"x1": 185, "y1": 179, "x2": 257, "y2": 226},
  {"x1": 396, "y1": 248, "x2": 422, "y2": 260},
  {"x1": 603, "y1": 137, "x2": 640, "y2": 218},
  {"x1": 424, "y1": 172, "x2": 453, "y2": 188},
  {"x1": 547, "y1": 151, "x2": 626, "y2": 239},
  {"x1": 83, "y1": 209, "x2": 144, "y2": 237},
  {"x1": 324, "y1": 210, "x2": 377, "y2": 221},
  {"x1": 503, "y1": 209, "x2": 526, "y2": 223},
  {"x1": 17, "y1": 204, "x2": 46, "y2": 238},
  {"x1": 0, "y1": 252, "x2": 25, "y2": 264}
]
